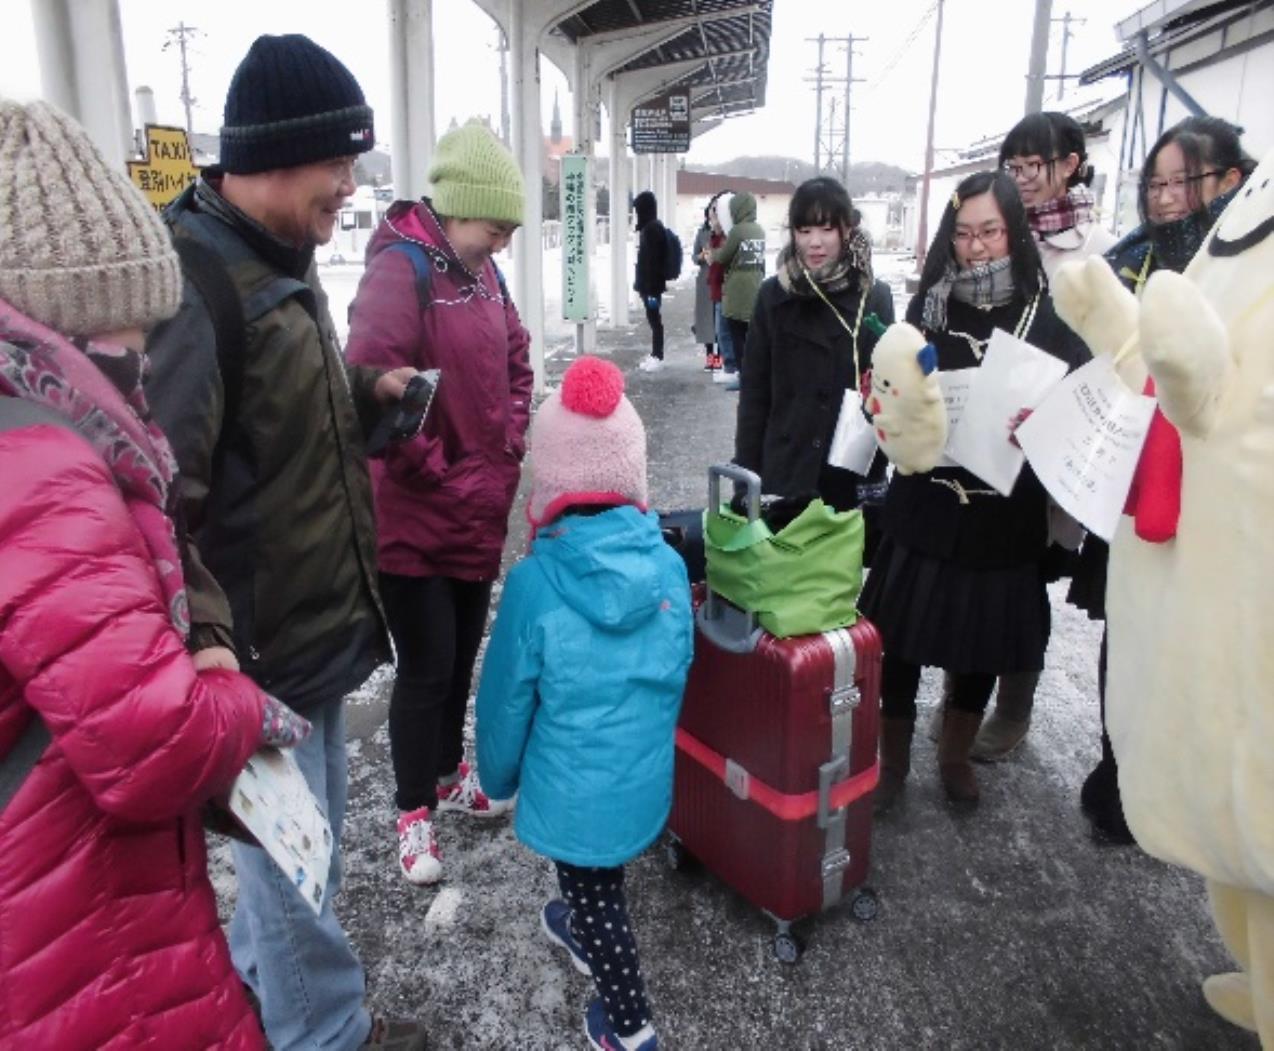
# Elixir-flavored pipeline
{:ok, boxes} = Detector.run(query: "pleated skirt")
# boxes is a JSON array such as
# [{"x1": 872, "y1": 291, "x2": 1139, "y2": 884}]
[{"x1": 859, "y1": 536, "x2": 1051, "y2": 675}]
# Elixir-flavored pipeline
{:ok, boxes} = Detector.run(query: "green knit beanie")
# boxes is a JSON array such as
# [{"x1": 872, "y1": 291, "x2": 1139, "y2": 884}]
[{"x1": 427, "y1": 122, "x2": 524, "y2": 225}]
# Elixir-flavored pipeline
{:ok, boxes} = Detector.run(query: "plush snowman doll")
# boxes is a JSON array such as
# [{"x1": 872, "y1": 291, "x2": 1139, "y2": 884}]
[
  {"x1": 1054, "y1": 151, "x2": 1274, "y2": 1045},
  {"x1": 865, "y1": 322, "x2": 946, "y2": 475}
]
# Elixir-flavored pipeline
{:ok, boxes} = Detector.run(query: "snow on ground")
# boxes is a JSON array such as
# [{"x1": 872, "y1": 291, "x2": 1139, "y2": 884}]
[{"x1": 209, "y1": 253, "x2": 1257, "y2": 1050}]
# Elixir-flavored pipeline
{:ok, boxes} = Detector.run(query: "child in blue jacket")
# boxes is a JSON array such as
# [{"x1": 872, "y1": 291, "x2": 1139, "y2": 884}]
[{"x1": 477, "y1": 356, "x2": 693, "y2": 1051}]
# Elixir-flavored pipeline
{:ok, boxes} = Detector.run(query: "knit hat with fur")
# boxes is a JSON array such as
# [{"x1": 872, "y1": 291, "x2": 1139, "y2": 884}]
[
  {"x1": 428, "y1": 121, "x2": 525, "y2": 226},
  {"x1": 528, "y1": 356, "x2": 648, "y2": 530},
  {"x1": 0, "y1": 99, "x2": 181, "y2": 337}
]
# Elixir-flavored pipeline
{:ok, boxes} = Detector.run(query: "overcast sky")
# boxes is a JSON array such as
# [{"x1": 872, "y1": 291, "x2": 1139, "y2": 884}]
[{"x1": 1, "y1": 0, "x2": 1148, "y2": 172}]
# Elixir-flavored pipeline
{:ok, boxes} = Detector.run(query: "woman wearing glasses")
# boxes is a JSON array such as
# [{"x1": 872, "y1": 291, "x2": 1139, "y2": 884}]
[
  {"x1": 861, "y1": 170, "x2": 1088, "y2": 812},
  {"x1": 1108, "y1": 116, "x2": 1253, "y2": 293},
  {"x1": 1071, "y1": 117, "x2": 1255, "y2": 845},
  {"x1": 928, "y1": 113, "x2": 1119, "y2": 768}
]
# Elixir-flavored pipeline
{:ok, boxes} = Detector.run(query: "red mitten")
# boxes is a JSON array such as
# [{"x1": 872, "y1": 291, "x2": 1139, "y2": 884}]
[{"x1": 1124, "y1": 377, "x2": 1181, "y2": 543}]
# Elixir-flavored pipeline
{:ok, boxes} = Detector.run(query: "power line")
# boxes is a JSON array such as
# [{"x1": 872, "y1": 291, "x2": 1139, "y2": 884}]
[{"x1": 864, "y1": 1, "x2": 939, "y2": 96}]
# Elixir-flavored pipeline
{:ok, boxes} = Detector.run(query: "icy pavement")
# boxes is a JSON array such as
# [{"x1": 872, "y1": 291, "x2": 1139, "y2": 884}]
[{"x1": 211, "y1": 258, "x2": 1256, "y2": 1049}]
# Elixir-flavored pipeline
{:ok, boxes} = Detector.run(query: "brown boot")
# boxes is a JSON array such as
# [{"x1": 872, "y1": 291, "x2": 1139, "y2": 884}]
[
  {"x1": 938, "y1": 709, "x2": 983, "y2": 807},
  {"x1": 874, "y1": 716, "x2": 914, "y2": 815}
]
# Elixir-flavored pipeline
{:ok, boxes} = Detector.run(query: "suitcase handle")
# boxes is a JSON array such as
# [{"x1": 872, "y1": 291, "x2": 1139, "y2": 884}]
[
  {"x1": 703, "y1": 464, "x2": 762, "y2": 636},
  {"x1": 708, "y1": 463, "x2": 760, "y2": 521}
]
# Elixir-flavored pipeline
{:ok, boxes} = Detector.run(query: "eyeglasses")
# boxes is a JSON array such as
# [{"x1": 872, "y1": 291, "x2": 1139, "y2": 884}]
[
  {"x1": 953, "y1": 224, "x2": 1007, "y2": 246},
  {"x1": 1002, "y1": 157, "x2": 1059, "y2": 181},
  {"x1": 1146, "y1": 170, "x2": 1224, "y2": 197}
]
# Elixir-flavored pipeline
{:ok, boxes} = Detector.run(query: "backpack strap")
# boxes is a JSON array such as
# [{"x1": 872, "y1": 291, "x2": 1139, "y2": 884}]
[
  {"x1": 385, "y1": 241, "x2": 434, "y2": 311},
  {"x1": 0, "y1": 716, "x2": 50, "y2": 815},
  {"x1": 384, "y1": 240, "x2": 510, "y2": 308},
  {"x1": 172, "y1": 236, "x2": 247, "y2": 473}
]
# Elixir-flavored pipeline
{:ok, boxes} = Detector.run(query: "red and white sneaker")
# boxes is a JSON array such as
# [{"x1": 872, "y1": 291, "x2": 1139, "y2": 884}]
[
  {"x1": 396, "y1": 806, "x2": 442, "y2": 885},
  {"x1": 435, "y1": 762, "x2": 514, "y2": 818}
]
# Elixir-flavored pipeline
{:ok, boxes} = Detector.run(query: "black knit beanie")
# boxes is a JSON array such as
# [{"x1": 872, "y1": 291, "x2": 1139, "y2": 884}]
[{"x1": 219, "y1": 34, "x2": 374, "y2": 174}]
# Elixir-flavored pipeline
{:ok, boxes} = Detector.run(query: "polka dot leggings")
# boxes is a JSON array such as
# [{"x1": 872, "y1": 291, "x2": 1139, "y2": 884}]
[{"x1": 555, "y1": 861, "x2": 652, "y2": 1038}]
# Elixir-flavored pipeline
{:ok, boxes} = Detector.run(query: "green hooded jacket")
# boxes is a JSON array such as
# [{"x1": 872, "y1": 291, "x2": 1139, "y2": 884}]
[{"x1": 712, "y1": 192, "x2": 767, "y2": 322}]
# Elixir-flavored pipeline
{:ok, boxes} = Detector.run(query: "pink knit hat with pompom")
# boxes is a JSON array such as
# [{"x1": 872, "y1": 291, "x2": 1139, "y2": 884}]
[{"x1": 527, "y1": 356, "x2": 648, "y2": 530}]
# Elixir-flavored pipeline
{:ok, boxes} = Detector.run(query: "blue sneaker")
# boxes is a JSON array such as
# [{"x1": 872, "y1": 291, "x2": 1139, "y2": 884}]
[
  {"x1": 584, "y1": 998, "x2": 658, "y2": 1050},
  {"x1": 540, "y1": 899, "x2": 591, "y2": 975}
]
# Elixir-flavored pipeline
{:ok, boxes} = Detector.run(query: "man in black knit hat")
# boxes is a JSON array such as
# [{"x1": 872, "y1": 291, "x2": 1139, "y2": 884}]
[{"x1": 145, "y1": 34, "x2": 424, "y2": 1051}]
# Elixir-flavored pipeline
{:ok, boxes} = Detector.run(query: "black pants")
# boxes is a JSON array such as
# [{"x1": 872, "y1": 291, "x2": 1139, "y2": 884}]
[
  {"x1": 380, "y1": 572, "x2": 493, "y2": 812},
  {"x1": 645, "y1": 299, "x2": 664, "y2": 359},
  {"x1": 881, "y1": 655, "x2": 996, "y2": 722},
  {"x1": 555, "y1": 861, "x2": 652, "y2": 1038},
  {"x1": 727, "y1": 318, "x2": 749, "y2": 373}
]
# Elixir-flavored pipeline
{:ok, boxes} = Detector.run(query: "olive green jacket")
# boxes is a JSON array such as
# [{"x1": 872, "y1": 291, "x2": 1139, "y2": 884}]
[
  {"x1": 712, "y1": 192, "x2": 767, "y2": 321},
  {"x1": 146, "y1": 177, "x2": 389, "y2": 710}
]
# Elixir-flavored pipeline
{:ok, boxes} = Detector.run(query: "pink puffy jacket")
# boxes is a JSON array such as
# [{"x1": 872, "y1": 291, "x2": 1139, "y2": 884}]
[{"x1": 0, "y1": 414, "x2": 267, "y2": 1050}]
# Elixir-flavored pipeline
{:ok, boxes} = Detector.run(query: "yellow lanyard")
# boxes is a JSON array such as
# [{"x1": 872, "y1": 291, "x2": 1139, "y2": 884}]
[{"x1": 803, "y1": 266, "x2": 868, "y2": 388}]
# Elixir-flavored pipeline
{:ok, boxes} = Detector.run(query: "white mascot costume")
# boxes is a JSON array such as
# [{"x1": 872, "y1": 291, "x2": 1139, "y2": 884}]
[{"x1": 1054, "y1": 150, "x2": 1274, "y2": 1044}]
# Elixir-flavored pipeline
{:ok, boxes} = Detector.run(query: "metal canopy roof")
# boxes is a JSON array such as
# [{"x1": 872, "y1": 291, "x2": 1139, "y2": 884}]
[{"x1": 548, "y1": 1, "x2": 773, "y2": 124}]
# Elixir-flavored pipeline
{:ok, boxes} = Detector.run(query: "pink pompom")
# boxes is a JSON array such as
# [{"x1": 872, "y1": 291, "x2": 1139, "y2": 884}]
[{"x1": 560, "y1": 356, "x2": 624, "y2": 418}]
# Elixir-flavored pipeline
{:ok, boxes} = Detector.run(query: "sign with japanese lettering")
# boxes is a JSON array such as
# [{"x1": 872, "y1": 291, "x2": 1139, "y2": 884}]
[
  {"x1": 631, "y1": 92, "x2": 691, "y2": 154},
  {"x1": 127, "y1": 125, "x2": 199, "y2": 210},
  {"x1": 560, "y1": 154, "x2": 590, "y2": 322}
]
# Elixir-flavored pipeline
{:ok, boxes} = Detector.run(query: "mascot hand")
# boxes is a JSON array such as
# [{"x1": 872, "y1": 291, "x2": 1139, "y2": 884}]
[
  {"x1": 868, "y1": 322, "x2": 947, "y2": 475},
  {"x1": 1141, "y1": 269, "x2": 1230, "y2": 438},
  {"x1": 1054, "y1": 255, "x2": 1140, "y2": 360}
]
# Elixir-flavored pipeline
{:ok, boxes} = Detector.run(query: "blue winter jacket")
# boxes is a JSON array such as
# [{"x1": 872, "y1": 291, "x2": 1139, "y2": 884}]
[{"x1": 476, "y1": 506, "x2": 693, "y2": 867}]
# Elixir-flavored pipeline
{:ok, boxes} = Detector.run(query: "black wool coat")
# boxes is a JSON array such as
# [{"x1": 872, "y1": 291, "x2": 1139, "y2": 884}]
[
  {"x1": 734, "y1": 272, "x2": 893, "y2": 504},
  {"x1": 881, "y1": 291, "x2": 1090, "y2": 569}
]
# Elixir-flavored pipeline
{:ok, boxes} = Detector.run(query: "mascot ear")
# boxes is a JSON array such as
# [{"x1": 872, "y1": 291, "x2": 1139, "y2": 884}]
[{"x1": 917, "y1": 343, "x2": 939, "y2": 376}]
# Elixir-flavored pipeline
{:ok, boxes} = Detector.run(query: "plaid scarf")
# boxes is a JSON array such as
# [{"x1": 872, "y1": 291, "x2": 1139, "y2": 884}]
[
  {"x1": 776, "y1": 227, "x2": 873, "y2": 297},
  {"x1": 0, "y1": 297, "x2": 190, "y2": 636},
  {"x1": 1027, "y1": 187, "x2": 1097, "y2": 237},
  {"x1": 921, "y1": 256, "x2": 1015, "y2": 330}
]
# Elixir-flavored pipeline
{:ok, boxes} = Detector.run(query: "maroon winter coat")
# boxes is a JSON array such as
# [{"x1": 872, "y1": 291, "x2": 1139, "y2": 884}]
[
  {"x1": 0, "y1": 417, "x2": 267, "y2": 1049},
  {"x1": 345, "y1": 201, "x2": 534, "y2": 580}
]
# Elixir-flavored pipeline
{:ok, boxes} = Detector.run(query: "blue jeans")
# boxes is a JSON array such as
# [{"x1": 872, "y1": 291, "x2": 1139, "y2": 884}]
[
  {"x1": 714, "y1": 302, "x2": 736, "y2": 373},
  {"x1": 230, "y1": 693, "x2": 370, "y2": 1051}
]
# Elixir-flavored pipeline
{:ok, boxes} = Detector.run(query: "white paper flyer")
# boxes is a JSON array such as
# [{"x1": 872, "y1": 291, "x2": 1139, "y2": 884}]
[
  {"x1": 227, "y1": 748, "x2": 333, "y2": 916},
  {"x1": 1015, "y1": 354, "x2": 1156, "y2": 542},
  {"x1": 945, "y1": 329, "x2": 1069, "y2": 494},
  {"x1": 826, "y1": 389, "x2": 878, "y2": 475},
  {"x1": 935, "y1": 368, "x2": 977, "y2": 468}
]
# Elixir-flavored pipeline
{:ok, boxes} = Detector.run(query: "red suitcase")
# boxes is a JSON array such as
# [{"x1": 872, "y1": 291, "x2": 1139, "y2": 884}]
[{"x1": 667, "y1": 467, "x2": 881, "y2": 963}]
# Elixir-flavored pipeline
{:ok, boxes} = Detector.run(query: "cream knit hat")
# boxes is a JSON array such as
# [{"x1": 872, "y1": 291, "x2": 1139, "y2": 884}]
[{"x1": 0, "y1": 99, "x2": 181, "y2": 337}]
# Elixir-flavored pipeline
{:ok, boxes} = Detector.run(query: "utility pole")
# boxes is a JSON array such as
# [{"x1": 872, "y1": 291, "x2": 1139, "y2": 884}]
[
  {"x1": 805, "y1": 33, "x2": 865, "y2": 185},
  {"x1": 163, "y1": 22, "x2": 199, "y2": 136},
  {"x1": 843, "y1": 34, "x2": 866, "y2": 180},
  {"x1": 1051, "y1": 11, "x2": 1086, "y2": 101},
  {"x1": 914, "y1": 0, "x2": 945, "y2": 270},
  {"x1": 809, "y1": 33, "x2": 826, "y2": 172},
  {"x1": 1024, "y1": 0, "x2": 1053, "y2": 114}
]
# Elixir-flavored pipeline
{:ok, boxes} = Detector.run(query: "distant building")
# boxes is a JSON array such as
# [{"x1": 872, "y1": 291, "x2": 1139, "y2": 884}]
[{"x1": 675, "y1": 170, "x2": 796, "y2": 245}]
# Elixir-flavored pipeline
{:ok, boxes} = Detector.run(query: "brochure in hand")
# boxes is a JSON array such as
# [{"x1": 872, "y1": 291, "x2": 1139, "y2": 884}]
[{"x1": 226, "y1": 747, "x2": 333, "y2": 916}]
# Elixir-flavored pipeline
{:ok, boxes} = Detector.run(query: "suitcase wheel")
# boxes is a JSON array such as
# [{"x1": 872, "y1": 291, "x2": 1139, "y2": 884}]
[
  {"x1": 772, "y1": 930, "x2": 804, "y2": 965},
  {"x1": 665, "y1": 836, "x2": 696, "y2": 872},
  {"x1": 850, "y1": 886, "x2": 879, "y2": 923}
]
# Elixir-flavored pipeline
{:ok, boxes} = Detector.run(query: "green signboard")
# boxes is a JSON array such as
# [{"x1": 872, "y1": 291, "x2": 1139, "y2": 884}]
[{"x1": 561, "y1": 153, "x2": 590, "y2": 322}]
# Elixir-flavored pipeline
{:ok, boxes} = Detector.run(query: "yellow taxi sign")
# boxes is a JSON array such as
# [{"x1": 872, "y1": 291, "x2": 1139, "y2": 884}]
[{"x1": 128, "y1": 124, "x2": 200, "y2": 210}]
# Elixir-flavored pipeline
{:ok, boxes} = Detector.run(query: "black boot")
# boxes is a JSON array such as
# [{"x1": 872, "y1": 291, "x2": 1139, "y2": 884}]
[{"x1": 874, "y1": 717, "x2": 914, "y2": 815}]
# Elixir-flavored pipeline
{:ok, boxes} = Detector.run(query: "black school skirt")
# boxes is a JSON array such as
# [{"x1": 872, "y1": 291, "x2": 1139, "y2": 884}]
[{"x1": 859, "y1": 536, "x2": 1051, "y2": 675}]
